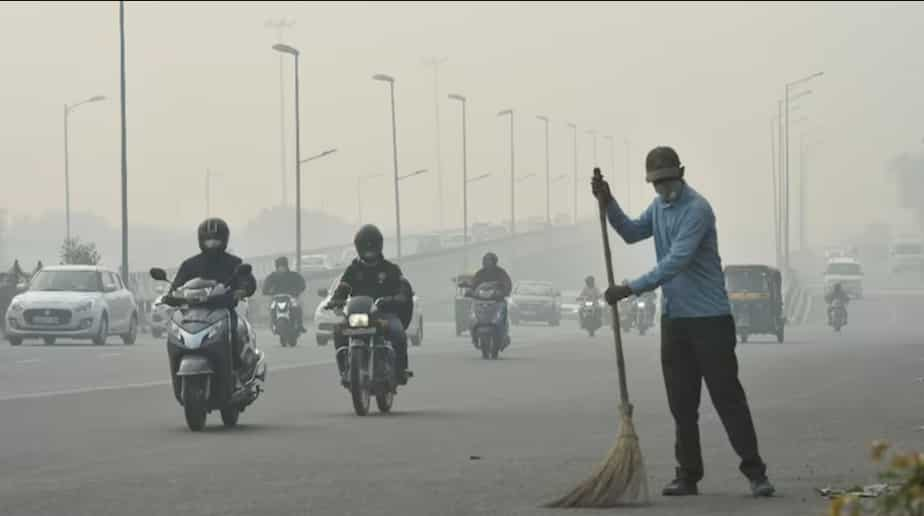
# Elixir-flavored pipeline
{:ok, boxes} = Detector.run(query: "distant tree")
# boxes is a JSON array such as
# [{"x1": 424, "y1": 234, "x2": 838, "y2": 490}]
[{"x1": 60, "y1": 238, "x2": 101, "y2": 265}]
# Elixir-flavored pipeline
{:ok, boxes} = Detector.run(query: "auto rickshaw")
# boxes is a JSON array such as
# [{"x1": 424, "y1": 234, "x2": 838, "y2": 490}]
[
  {"x1": 724, "y1": 264, "x2": 785, "y2": 343},
  {"x1": 452, "y1": 274, "x2": 475, "y2": 336}
]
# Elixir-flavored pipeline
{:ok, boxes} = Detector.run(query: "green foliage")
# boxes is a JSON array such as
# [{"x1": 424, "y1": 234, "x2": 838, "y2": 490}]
[
  {"x1": 60, "y1": 238, "x2": 101, "y2": 265},
  {"x1": 830, "y1": 441, "x2": 924, "y2": 516}
]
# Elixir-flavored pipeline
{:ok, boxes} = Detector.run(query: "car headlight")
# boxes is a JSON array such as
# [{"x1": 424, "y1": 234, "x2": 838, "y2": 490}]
[
  {"x1": 74, "y1": 300, "x2": 94, "y2": 313},
  {"x1": 637, "y1": 301, "x2": 645, "y2": 307},
  {"x1": 348, "y1": 314, "x2": 369, "y2": 328},
  {"x1": 8, "y1": 300, "x2": 24, "y2": 313}
]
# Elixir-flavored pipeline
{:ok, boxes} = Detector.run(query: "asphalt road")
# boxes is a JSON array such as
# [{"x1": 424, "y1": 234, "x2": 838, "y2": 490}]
[{"x1": 1, "y1": 291, "x2": 923, "y2": 516}]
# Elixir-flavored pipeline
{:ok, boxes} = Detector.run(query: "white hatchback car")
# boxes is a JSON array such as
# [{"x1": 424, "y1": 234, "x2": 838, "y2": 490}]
[
  {"x1": 5, "y1": 265, "x2": 139, "y2": 346},
  {"x1": 823, "y1": 258, "x2": 864, "y2": 299}
]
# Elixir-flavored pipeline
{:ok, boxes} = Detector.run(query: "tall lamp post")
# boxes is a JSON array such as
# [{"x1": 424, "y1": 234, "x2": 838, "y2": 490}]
[
  {"x1": 423, "y1": 57, "x2": 447, "y2": 230},
  {"x1": 265, "y1": 18, "x2": 295, "y2": 206},
  {"x1": 118, "y1": 0, "x2": 128, "y2": 282},
  {"x1": 568, "y1": 123, "x2": 577, "y2": 225},
  {"x1": 537, "y1": 115, "x2": 551, "y2": 226},
  {"x1": 272, "y1": 43, "x2": 302, "y2": 270},
  {"x1": 373, "y1": 73, "x2": 403, "y2": 258},
  {"x1": 498, "y1": 109, "x2": 515, "y2": 235},
  {"x1": 784, "y1": 71, "x2": 823, "y2": 271},
  {"x1": 448, "y1": 93, "x2": 468, "y2": 247},
  {"x1": 604, "y1": 135, "x2": 616, "y2": 215},
  {"x1": 63, "y1": 94, "x2": 106, "y2": 243}
]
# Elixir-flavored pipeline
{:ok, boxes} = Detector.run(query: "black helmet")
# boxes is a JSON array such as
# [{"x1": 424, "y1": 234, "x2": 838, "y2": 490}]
[
  {"x1": 197, "y1": 218, "x2": 229, "y2": 255},
  {"x1": 275, "y1": 256, "x2": 289, "y2": 269},
  {"x1": 354, "y1": 224, "x2": 384, "y2": 265},
  {"x1": 645, "y1": 146, "x2": 684, "y2": 183},
  {"x1": 483, "y1": 252, "x2": 498, "y2": 268},
  {"x1": 585, "y1": 275, "x2": 595, "y2": 286}
]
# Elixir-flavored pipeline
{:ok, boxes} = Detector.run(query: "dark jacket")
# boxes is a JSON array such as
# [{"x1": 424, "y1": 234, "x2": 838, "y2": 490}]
[
  {"x1": 262, "y1": 270, "x2": 306, "y2": 297},
  {"x1": 170, "y1": 252, "x2": 257, "y2": 300},
  {"x1": 472, "y1": 266, "x2": 512, "y2": 297},
  {"x1": 332, "y1": 257, "x2": 413, "y2": 326}
]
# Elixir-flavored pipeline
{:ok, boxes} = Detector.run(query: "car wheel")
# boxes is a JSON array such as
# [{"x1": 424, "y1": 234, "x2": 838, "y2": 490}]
[
  {"x1": 9, "y1": 337, "x2": 22, "y2": 346},
  {"x1": 43, "y1": 337, "x2": 56, "y2": 346},
  {"x1": 121, "y1": 314, "x2": 138, "y2": 345},
  {"x1": 315, "y1": 335, "x2": 328, "y2": 346},
  {"x1": 93, "y1": 314, "x2": 109, "y2": 346}
]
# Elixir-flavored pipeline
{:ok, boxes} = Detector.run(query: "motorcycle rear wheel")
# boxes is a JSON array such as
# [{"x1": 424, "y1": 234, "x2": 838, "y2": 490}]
[
  {"x1": 480, "y1": 336, "x2": 490, "y2": 359},
  {"x1": 350, "y1": 349, "x2": 370, "y2": 416},
  {"x1": 220, "y1": 406, "x2": 240, "y2": 427}
]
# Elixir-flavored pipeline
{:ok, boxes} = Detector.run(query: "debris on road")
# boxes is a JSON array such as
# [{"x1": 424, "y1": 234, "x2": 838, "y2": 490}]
[{"x1": 816, "y1": 483, "x2": 892, "y2": 499}]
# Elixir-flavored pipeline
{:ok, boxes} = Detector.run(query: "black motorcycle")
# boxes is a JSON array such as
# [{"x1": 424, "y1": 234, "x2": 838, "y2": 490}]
[
  {"x1": 269, "y1": 294, "x2": 299, "y2": 347},
  {"x1": 577, "y1": 297, "x2": 603, "y2": 337},
  {"x1": 335, "y1": 296, "x2": 401, "y2": 416},
  {"x1": 468, "y1": 281, "x2": 508, "y2": 360},
  {"x1": 150, "y1": 265, "x2": 266, "y2": 431},
  {"x1": 829, "y1": 298, "x2": 848, "y2": 333}
]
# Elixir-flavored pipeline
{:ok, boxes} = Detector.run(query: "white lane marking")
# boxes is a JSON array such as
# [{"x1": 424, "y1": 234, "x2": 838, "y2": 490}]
[
  {"x1": 15, "y1": 359, "x2": 40, "y2": 366},
  {"x1": 98, "y1": 352, "x2": 123, "y2": 359}
]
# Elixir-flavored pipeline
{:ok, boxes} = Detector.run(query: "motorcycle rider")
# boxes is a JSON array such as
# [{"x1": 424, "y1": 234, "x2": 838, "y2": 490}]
[
  {"x1": 471, "y1": 252, "x2": 513, "y2": 344},
  {"x1": 824, "y1": 282, "x2": 850, "y2": 326},
  {"x1": 262, "y1": 256, "x2": 307, "y2": 333},
  {"x1": 170, "y1": 218, "x2": 258, "y2": 373},
  {"x1": 578, "y1": 275, "x2": 602, "y2": 301},
  {"x1": 326, "y1": 224, "x2": 414, "y2": 385}
]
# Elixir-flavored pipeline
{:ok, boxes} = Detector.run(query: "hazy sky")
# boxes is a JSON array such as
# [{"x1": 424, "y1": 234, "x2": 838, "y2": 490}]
[{"x1": 2, "y1": 1, "x2": 923, "y2": 256}]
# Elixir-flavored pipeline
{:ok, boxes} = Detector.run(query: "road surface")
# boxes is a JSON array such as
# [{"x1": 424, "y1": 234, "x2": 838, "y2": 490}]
[{"x1": 1, "y1": 290, "x2": 922, "y2": 515}]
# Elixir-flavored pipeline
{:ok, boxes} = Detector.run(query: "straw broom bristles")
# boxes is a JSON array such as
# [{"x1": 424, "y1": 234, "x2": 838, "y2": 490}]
[{"x1": 546, "y1": 406, "x2": 650, "y2": 508}]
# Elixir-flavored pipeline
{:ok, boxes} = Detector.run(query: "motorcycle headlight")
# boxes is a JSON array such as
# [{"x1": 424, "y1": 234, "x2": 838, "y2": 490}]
[
  {"x1": 74, "y1": 300, "x2": 94, "y2": 313},
  {"x1": 348, "y1": 314, "x2": 369, "y2": 328},
  {"x1": 637, "y1": 301, "x2": 645, "y2": 308}
]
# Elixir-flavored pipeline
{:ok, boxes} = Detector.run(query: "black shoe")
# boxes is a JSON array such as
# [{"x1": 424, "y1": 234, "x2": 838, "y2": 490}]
[
  {"x1": 750, "y1": 477, "x2": 775, "y2": 497},
  {"x1": 662, "y1": 478, "x2": 699, "y2": 496},
  {"x1": 398, "y1": 370, "x2": 413, "y2": 385},
  {"x1": 339, "y1": 370, "x2": 350, "y2": 387}
]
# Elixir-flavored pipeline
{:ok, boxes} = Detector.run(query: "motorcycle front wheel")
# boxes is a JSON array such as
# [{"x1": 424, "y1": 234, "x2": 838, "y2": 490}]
[
  {"x1": 350, "y1": 349, "x2": 370, "y2": 416},
  {"x1": 220, "y1": 406, "x2": 240, "y2": 427},
  {"x1": 182, "y1": 376, "x2": 208, "y2": 432},
  {"x1": 480, "y1": 336, "x2": 490, "y2": 359}
]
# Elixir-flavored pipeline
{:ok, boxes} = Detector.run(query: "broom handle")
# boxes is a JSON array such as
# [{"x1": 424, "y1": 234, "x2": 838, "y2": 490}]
[{"x1": 593, "y1": 168, "x2": 632, "y2": 412}]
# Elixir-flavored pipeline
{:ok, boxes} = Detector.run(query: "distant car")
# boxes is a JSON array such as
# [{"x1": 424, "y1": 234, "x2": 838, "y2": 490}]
[
  {"x1": 442, "y1": 233, "x2": 468, "y2": 249},
  {"x1": 416, "y1": 234, "x2": 443, "y2": 254},
  {"x1": 313, "y1": 278, "x2": 424, "y2": 347},
  {"x1": 888, "y1": 239, "x2": 924, "y2": 274},
  {"x1": 301, "y1": 254, "x2": 333, "y2": 274},
  {"x1": 509, "y1": 280, "x2": 561, "y2": 326},
  {"x1": 337, "y1": 247, "x2": 357, "y2": 267},
  {"x1": 824, "y1": 258, "x2": 864, "y2": 299},
  {"x1": 4, "y1": 265, "x2": 139, "y2": 346}
]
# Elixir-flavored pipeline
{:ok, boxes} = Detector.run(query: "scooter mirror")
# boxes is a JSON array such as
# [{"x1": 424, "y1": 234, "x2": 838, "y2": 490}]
[
  {"x1": 149, "y1": 268, "x2": 168, "y2": 281},
  {"x1": 317, "y1": 288, "x2": 329, "y2": 298}
]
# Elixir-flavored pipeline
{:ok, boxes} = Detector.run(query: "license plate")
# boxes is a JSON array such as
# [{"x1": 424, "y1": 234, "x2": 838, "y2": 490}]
[
  {"x1": 342, "y1": 327, "x2": 376, "y2": 336},
  {"x1": 33, "y1": 316, "x2": 59, "y2": 325},
  {"x1": 520, "y1": 310, "x2": 535, "y2": 316}
]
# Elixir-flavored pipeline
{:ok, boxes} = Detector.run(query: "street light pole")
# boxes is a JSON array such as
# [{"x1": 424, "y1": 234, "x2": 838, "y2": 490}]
[
  {"x1": 568, "y1": 123, "x2": 577, "y2": 225},
  {"x1": 373, "y1": 74, "x2": 401, "y2": 259},
  {"x1": 498, "y1": 109, "x2": 515, "y2": 235},
  {"x1": 783, "y1": 71, "x2": 823, "y2": 271},
  {"x1": 119, "y1": 0, "x2": 129, "y2": 282},
  {"x1": 449, "y1": 94, "x2": 468, "y2": 248},
  {"x1": 272, "y1": 43, "x2": 302, "y2": 272},
  {"x1": 64, "y1": 95, "x2": 107, "y2": 243},
  {"x1": 537, "y1": 115, "x2": 550, "y2": 226}
]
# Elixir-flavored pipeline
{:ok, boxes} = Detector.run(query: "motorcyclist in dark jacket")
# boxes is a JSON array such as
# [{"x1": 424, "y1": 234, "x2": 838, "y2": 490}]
[
  {"x1": 471, "y1": 252, "x2": 512, "y2": 342},
  {"x1": 326, "y1": 224, "x2": 413, "y2": 384},
  {"x1": 171, "y1": 218, "x2": 257, "y2": 368},
  {"x1": 262, "y1": 256, "x2": 307, "y2": 333},
  {"x1": 824, "y1": 283, "x2": 850, "y2": 325}
]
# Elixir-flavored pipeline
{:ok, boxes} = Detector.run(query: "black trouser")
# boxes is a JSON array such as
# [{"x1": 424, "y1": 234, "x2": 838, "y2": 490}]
[{"x1": 661, "y1": 314, "x2": 767, "y2": 483}]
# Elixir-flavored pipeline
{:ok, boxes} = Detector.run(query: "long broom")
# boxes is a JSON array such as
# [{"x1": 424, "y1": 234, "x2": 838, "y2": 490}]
[{"x1": 546, "y1": 167, "x2": 650, "y2": 508}]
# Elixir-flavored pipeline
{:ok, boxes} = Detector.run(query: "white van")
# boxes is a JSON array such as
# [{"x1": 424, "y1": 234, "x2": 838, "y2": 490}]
[{"x1": 824, "y1": 257, "x2": 864, "y2": 299}]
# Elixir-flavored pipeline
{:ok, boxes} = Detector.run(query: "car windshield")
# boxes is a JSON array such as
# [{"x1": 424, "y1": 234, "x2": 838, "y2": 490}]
[
  {"x1": 725, "y1": 271, "x2": 767, "y2": 292},
  {"x1": 894, "y1": 243, "x2": 923, "y2": 255},
  {"x1": 515, "y1": 283, "x2": 555, "y2": 296},
  {"x1": 826, "y1": 262, "x2": 862, "y2": 275},
  {"x1": 30, "y1": 270, "x2": 102, "y2": 292}
]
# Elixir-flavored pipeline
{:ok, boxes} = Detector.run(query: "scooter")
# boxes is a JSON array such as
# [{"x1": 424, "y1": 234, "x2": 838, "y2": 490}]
[
  {"x1": 269, "y1": 294, "x2": 300, "y2": 347},
  {"x1": 150, "y1": 265, "x2": 267, "y2": 431},
  {"x1": 469, "y1": 281, "x2": 509, "y2": 360},
  {"x1": 577, "y1": 297, "x2": 603, "y2": 337}
]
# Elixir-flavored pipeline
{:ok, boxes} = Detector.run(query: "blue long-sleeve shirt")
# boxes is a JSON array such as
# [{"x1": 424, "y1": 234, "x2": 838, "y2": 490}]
[{"x1": 606, "y1": 185, "x2": 730, "y2": 319}]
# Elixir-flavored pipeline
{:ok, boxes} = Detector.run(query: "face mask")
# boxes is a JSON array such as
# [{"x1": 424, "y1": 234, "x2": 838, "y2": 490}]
[
  {"x1": 359, "y1": 250, "x2": 380, "y2": 265},
  {"x1": 654, "y1": 179, "x2": 683, "y2": 204},
  {"x1": 202, "y1": 239, "x2": 224, "y2": 250}
]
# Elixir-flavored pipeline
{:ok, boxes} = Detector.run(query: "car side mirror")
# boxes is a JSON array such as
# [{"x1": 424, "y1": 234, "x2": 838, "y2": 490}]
[
  {"x1": 150, "y1": 268, "x2": 168, "y2": 281},
  {"x1": 317, "y1": 288, "x2": 329, "y2": 298}
]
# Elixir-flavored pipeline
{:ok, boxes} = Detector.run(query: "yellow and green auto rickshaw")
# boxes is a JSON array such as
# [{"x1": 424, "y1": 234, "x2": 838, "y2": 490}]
[{"x1": 724, "y1": 264, "x2": 785, "y2": 343}]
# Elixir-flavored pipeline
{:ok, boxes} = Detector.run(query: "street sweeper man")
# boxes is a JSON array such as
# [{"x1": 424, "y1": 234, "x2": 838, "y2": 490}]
[{"x1": 592, "y1": 146, "x2": 776, "y2": 498}]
